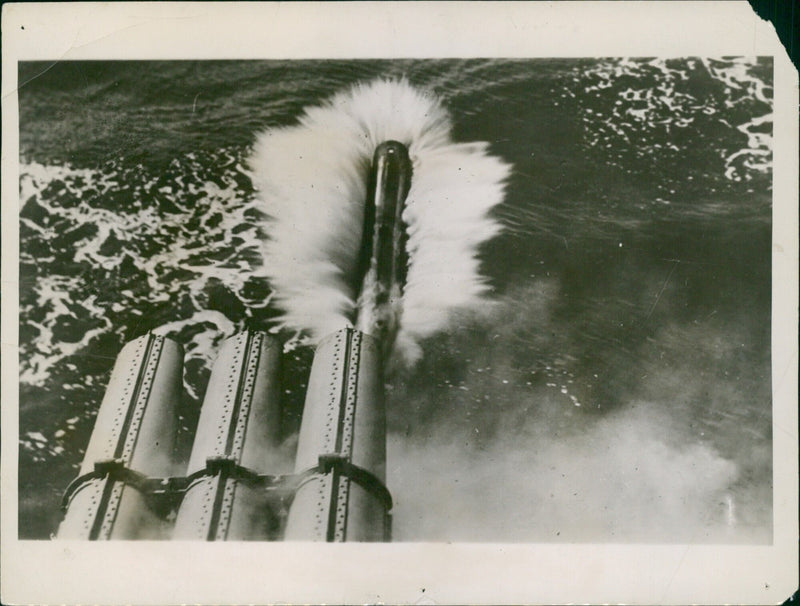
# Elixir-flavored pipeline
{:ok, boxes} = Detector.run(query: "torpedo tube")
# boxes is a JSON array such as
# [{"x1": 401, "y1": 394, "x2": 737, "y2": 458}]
[
  {"x1": 58, "y1": 333, "x2": 184, "y2": 539},
  {"x1": 172, "y1": 331, "x2": 283, "y2": 540},
  {"x1": 283, "y1": 327, "x2": 390, "y2": 541}
]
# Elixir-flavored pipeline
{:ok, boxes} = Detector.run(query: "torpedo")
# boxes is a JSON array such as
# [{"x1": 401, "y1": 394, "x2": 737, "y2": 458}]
[{"x1": 354, "y1": 140, "x2": 412, "y2": 351}]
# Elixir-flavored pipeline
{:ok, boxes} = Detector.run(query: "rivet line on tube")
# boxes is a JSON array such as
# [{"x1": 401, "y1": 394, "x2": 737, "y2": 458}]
[
  {"x1": 284, "y1": 328, "x2": 390, "y2": 541},
  {"x1": 57, "y1": 333, "x2": 184, "y2": 540},
  {"x1": 173, "y1": 331, "x2": 283, "y2": 541}
]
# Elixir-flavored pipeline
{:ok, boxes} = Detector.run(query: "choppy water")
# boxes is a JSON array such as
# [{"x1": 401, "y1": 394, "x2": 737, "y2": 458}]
[{"x1": 18, "y1": 58, "x2": 772, "y2": 541}]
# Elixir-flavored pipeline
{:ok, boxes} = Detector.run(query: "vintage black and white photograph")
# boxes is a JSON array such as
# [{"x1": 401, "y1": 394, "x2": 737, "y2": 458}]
[
  {"x1": 2, "y1": 2, "x2": 797, "y2": 604},
  {"x1": 16, "y1": 55, "x2": 776, "y2": 543}
]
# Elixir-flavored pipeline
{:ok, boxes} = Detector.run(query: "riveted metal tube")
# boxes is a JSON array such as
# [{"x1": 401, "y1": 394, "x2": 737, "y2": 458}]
[
  {"x1": 284, "y1": 328, "x2": 390, "y2": 542},
  {"x1": 57, "y1": 333, "x2": 183, "y2": 540},
  {"x1": 172, "y1": 331, "x2": 282, "y2": 541}
]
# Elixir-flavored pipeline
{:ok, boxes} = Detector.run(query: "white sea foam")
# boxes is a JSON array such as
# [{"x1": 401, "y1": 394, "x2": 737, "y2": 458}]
[
  {"x1": 18, "y1": 155, "x2": 270, "y2": 387},
  {"x1": 580, "y1": 57, "x2": 773, "y2": 182},
  {"x1": 249, "y1": 79, "x2": 511, "y2": 365}
]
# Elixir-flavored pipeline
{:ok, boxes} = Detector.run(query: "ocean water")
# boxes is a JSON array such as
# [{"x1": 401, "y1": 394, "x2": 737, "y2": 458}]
[{"x1": 18, "y1": 58, "x2": 773, "y2": 541}]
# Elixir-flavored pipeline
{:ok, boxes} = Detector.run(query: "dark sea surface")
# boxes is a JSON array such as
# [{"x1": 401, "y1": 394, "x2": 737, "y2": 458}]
[{"x1": 18, "y1": 58, "x2": 773, "y2": 541}]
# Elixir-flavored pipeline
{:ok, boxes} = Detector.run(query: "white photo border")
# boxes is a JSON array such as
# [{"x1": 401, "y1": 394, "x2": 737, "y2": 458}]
[{"x1": 2, "y1": 2, "x2": 797, "y2": 604}]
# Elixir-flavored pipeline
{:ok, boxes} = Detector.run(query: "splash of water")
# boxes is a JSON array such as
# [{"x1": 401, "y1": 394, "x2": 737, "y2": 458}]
[{"x1": 249, "y1": 79, "x2": 511, "y2": 365}]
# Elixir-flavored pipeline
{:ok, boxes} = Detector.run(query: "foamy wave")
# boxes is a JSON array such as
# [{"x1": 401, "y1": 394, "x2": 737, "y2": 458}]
[
  {"x1": 250, "y1": 79, "x2": 511, "y2": 365},
  {"x1": 19, "y1": 154, "x2": 270, "y2": 388},
  {"x1": 700, "y1": 57, "x2": 773, "y2": 182},
  {"x1": 579, "y1": 57, "x2": 772, "y2": 183},
  {"x1": 20, "y1": 275, "x2": 114, "y2": 386}
]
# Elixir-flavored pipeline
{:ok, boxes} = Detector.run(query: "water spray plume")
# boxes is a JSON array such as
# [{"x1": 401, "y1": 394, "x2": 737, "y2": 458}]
[{"x1": 249, "y1": 79, "x2": 511, "y2": 366}]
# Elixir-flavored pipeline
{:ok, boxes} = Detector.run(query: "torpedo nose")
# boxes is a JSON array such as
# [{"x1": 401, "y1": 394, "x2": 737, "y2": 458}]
[
  {"x1": 354, "y1": 140, "x2": 412, "y2": 346},
  {"x1": 374, "y1": 139, "x2": 409, "y2": 159}
]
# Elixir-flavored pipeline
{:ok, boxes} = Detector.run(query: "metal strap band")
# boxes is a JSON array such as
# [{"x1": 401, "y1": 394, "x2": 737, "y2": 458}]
[
  {"x1": 61, "y1": 454, "x2": 392, "y2": 519},
  {"x1": 61, "y1": 457, "x2": 290, "y2": 514},
  {"x1": 298, "y1": 454, "x2": 393, "y2": 513}
]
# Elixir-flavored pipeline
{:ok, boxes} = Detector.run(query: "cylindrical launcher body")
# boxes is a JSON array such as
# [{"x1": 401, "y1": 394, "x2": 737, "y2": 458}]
[
  {"x1": 172, "y1": 331, "x2": 282, "y2": 541},
  {"x1": 58, "y1": 333, "x2": 183, "y2": 540},
  {"x1": 284, "y1": 328, "x2": 389, "y2": 541}
]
